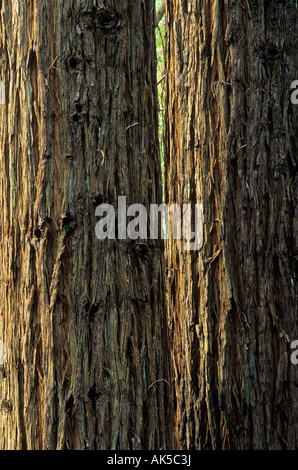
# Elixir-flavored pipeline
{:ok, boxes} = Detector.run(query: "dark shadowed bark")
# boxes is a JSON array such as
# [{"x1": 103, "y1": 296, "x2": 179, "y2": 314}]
[
  {"x1": 0, "y1": 0, "x2": 174, "y2": 450},
  {"x1": 165, "y1": 0, "x2": 297, "y2": 449}
]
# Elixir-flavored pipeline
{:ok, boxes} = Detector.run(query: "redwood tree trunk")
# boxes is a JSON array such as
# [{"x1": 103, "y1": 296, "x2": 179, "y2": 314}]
[
  {"x1": 0, "y1": 0, "x2": 173, "y2": 450},
  {"x1": 165, "y1": 0, "x2": 297, "y2": 449}
]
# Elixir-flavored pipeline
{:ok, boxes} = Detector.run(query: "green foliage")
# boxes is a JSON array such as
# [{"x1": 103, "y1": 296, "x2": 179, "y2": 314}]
[{"x1": 155, "y1": 1, "x2": 166, "y2": 199}]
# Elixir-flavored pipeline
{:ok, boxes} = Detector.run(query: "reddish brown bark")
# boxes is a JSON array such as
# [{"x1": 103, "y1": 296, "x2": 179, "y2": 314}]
[
  {"x1": 0, "y1": 0, "x2": 174, "y2": 450},
  {"x1": 165, "y1": 0, "x2": 297, "y2": 450}
]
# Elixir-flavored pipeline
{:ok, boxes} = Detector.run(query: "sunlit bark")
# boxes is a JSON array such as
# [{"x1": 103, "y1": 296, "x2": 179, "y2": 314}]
[
  {"x1": 165, "y1": 0, "x2": 297, "y2": 450},
  {"x1": 0, "y1": 0, "x2": 173, "y2": 450}
]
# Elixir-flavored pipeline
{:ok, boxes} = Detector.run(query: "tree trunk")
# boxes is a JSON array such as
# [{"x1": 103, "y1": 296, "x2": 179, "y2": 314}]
[
  {"x1": 0, "y1": 0, "x2": 174, "y2": 450},
  {"x1": 165, "y1": 0, "x2": 297, "y2": 449}
]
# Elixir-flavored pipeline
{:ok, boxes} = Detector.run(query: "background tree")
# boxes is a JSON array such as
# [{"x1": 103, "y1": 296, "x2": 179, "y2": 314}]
[
  {"x1": 165, "y1": 0, "x2": 297, "y2": 449},
  {"x1": 0, "y1": 0, "x2": 173, "y2": 450}
]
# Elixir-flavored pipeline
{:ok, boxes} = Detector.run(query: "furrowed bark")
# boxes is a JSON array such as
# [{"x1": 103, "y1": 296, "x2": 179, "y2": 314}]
[
  {"x1": 165, "y1": 0, "x2": 297, "y2": 449},
  {"x1": 0, "y1": 0, "x2": 174, "y2": 450}
]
